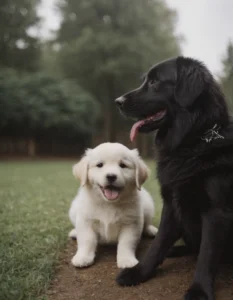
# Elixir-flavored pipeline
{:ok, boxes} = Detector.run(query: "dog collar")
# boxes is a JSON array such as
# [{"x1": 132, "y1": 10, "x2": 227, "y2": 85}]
[{"x1": 201, "y1": 124, "x2": 224, "y2": 143}]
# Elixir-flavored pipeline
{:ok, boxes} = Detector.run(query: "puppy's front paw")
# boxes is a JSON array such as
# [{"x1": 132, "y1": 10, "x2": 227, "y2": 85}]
[
  {"x1": 116, "y1": 263, "x2": 144, "y2": 286},
  {"x1": 184, "y1": 283, "x2": 213, "y2": 300},
  {"x1": 71, "y1": 252, "x2": 95, "y2": 268},
  {"x1": 145, "y1": 225, "x2": 158, "y2": 237},
  {"x1": 117, "y1": 255, "x2": 139, "y2": 269}
]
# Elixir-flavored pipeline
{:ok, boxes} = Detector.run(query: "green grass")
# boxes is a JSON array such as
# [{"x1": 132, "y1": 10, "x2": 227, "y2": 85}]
[
  {"x1": 0, "y1": 160, "x2": 162, "y2": 300},
  {"x1": 144, "y1": 160, "x2": 163, "y2": 224}
]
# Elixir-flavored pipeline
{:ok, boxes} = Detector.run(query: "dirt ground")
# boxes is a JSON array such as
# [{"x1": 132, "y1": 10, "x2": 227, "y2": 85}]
[{"x1": 47, "y1": 239, "x2": 233, "y2": 300}]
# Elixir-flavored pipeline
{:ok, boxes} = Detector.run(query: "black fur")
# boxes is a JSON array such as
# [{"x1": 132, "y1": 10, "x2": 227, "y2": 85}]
[{"x1": 115, "y1": 56, "x2": 233, "y2": 300}]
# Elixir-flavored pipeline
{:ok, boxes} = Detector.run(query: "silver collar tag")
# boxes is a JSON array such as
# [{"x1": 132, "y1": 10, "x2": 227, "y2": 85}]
[{"x1": 201, "y1": 124, "x2": 224, "y2": 143}]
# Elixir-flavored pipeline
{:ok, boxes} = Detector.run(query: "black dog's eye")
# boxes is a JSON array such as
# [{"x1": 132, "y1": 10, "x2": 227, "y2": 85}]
[
  {"x1": 148, "y1": 79, "x2": 159, "y2": 87},
  {"x1": 119, "y1": 162, "x2": 127, "y2": 168},
  {"x1": 96, "y1": 162, "x2": 103, "y2": 168}
]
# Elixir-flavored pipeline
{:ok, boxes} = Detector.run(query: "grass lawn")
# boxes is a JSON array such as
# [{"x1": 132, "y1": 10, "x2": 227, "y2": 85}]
[{"x1": 0, "y1": 160, "x2": 162, "y2": 300}]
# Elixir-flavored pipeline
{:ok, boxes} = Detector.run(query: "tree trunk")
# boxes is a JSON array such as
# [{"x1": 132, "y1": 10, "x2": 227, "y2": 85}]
[
  {"x1": 104, "y1": 76, "x2": 117, "y2": 142},
  {"x1": 28, "y1": 138, "x2": 36, "y2": 157}
]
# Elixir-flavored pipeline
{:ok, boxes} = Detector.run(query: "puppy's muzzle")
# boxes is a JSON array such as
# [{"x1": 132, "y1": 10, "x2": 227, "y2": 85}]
[{"x1": 106, "y1": 174, "x2": 117, "y2": 183}]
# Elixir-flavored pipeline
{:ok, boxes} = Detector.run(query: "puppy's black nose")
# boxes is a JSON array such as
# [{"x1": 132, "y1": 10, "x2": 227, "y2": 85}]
[
  {"x1": 106, "y1": 174, "x2": 117, "y2": 183},
  {"x1": 115, "y1": 96, "x2": 125, "y2": 108}
]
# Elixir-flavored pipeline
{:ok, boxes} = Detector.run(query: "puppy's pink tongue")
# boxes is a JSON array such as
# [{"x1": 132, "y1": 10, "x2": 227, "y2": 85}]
[
  {"x1": 104, "y1": 188, "x2": 119, "y2": 200},
  {"x1": 130, "y1": 120, "x2": 146, "y2": 142}
]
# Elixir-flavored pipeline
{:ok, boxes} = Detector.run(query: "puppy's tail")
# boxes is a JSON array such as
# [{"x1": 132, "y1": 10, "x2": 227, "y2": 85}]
[{"x1": 167, "y1": 245, "x2": 192, "y2": 258}]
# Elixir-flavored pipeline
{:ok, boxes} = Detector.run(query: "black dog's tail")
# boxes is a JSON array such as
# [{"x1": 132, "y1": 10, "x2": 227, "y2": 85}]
[{"x1": 167, "y1": 245, "x2": 192, "y2": 258}]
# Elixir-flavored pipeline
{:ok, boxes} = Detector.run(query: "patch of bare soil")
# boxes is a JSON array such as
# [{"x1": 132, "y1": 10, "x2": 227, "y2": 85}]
[{"x1": 47, "y1": 239, "x2": 233, "y2": 300}]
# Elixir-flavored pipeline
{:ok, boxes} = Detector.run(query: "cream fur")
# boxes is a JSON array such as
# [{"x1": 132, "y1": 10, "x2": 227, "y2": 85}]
[{"x1": 68, "y1": 143, "x2": 158, "y2": 268}]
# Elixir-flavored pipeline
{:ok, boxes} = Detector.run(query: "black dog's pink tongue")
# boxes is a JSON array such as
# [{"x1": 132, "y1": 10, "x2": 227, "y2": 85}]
[{"x1": 130, "y1": 120, "x2": 146, "y2": 142}]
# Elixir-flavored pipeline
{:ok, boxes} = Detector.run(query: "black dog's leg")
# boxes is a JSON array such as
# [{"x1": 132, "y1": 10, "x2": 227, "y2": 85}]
[
  {"x1": 116, "y1": 200, "x2": 181, "y2": 286},
  {"x1": 184, "y1": 209, "x2": 232, "y2": 300}
]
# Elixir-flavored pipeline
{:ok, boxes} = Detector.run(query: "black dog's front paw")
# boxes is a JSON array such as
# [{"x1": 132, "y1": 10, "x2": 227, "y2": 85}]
[
  {"x1": 116, "y1": 263, "x2": 145, "y2": 286},
  {"x1": 184, "y1": 283, "x2": 213, "y2": 300}
]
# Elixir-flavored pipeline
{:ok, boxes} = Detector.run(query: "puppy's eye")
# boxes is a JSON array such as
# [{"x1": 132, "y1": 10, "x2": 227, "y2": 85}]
[
  {"x1": 119, "y1": 162, "x2": 127, "y2": 168},
  {"x1": 96, "y1": 162, "x2": 103, "y2": 168}
]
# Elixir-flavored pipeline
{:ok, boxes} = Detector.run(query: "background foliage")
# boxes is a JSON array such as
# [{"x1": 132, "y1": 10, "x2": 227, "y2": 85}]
[
  {"x1": 220, "y1": 41, "x2": 233, "y2": 113},
  {"x1": 0, "y1": 0, "x2": 41, "y2": 71},
  {"x1": 0, "y1": 69, "x2": 99, "y2": 139},
  {"x1": 0, "y1": 0, "x2": 183, "y2": 156},
  {"x1": 56, "y1": 0, "x2": 182, "y2": 142},
  {"x1": 0, "y1": 0, "x2": 232, "y2": 156}
]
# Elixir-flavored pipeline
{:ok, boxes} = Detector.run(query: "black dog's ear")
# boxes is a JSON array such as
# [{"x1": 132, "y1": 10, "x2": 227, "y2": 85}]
[{"x1": 175, "y1": 58, "x2": 205, "y2": 107}]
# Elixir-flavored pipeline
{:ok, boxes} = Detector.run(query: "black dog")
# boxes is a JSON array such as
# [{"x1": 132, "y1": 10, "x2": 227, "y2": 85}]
[{"x1": 115, "y1": 56, "x2": 233, "y2": 300}]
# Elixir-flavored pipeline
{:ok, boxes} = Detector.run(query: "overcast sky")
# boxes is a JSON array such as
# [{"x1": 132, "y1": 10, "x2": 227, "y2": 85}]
[{"x1": 39, "y1": 0, "x2": 233, "y2": 76}]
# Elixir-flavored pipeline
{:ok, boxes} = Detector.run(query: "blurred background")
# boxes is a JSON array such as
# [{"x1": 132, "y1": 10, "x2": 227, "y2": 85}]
[{"x1": 1, "y1": 0, "x2": 233, "y2": 159}]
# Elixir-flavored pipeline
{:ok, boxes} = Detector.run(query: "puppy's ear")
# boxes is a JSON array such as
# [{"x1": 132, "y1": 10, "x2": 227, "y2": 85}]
[
  {"x1": 72, "y1": 149, "x2": 92, "y2": 187},
  {"x1": 131, "y1": 149, "x2": 149, "y2": 190},
  {"x1": 175, "y1": 59, "x2": 205, "y2": 107}
]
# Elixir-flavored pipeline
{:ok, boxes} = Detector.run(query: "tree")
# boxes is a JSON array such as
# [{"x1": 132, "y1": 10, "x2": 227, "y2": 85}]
[
  {"x1": 0, "y1": 69, "x2": 99, "y2": 155},
  {"x1": 40, "y1": 42, "x2": 62, "y2": 76},
  {"x1": 220, "y1": 41, "x2": 233, "y2": 113},
  {"x1": 0, "y1": 0, "x2": 41, "y2": 71},
  {"x1": 56, "y1": 0, "x2": 182, "y2": 146}
]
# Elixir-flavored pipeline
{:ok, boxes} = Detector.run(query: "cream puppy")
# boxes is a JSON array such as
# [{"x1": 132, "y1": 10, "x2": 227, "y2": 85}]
[{"x1": 68, "y1": 142, "x2": 157, "y2": 269}]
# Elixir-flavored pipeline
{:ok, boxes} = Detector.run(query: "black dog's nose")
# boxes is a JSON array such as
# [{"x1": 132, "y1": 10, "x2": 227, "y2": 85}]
[
  {"x1": 106, "y1": 174, "x2": 117, "y2": 183},
  {"x1": 115, "y1": 96, "x2": 125, "y2": 107}
]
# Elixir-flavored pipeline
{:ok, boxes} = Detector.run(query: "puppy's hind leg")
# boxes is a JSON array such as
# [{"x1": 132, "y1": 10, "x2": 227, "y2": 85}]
[
  {"x1": 142, "y1": 193, "x2": 158, "y2": 237},
  {"x1": 68, "y1": 228, "x2": 77, "y2": 240},
  {"x1": 144, "y1": 224, "x2": 158, "y2": 237},
  {"x1": 143, "y1": 207, "x2": 158, "y2": 237}
]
